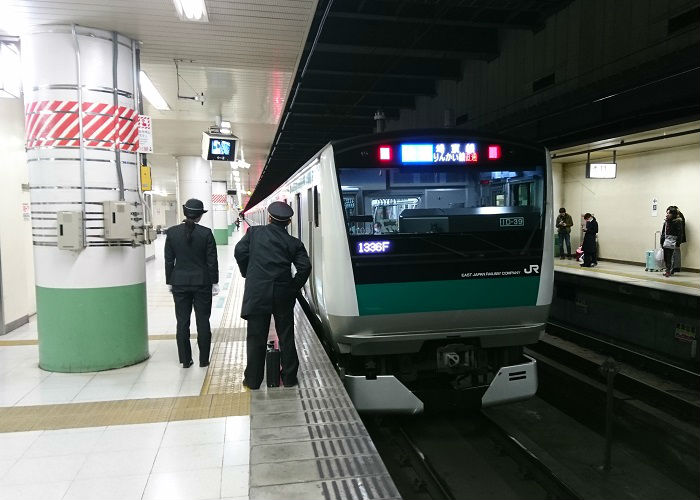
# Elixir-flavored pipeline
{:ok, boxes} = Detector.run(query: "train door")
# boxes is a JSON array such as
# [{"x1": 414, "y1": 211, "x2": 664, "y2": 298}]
[
  {"x1": 307, "y1": 186, "x2": 319, "y2": 305},
  {"x1": 295, "y1": 193, "x2": 302, "y2": 239}
]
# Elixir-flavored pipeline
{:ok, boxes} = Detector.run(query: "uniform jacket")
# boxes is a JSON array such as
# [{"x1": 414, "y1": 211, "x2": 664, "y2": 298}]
[
  {"x1": 660, "y1": 217, "x2": 683, "y2": 248},
  {"x1": 556, "y1": 213, "x2": 574, "y2": 234},
  {"x1": 165, "y1": 223, "x2": 219, "y2": 286},
  {"x1": 234, "y1": 223, "x2": 311, "y2": 319},
  {"x1": 582, "y1": 217, "x2": 598, "y2": 253}
]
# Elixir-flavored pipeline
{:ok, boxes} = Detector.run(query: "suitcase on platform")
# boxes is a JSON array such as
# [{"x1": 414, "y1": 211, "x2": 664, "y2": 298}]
[
  {"x1": 645, "y1": 231, "x2": 663, "y2": 272},
  {"x1": 265, "y1": 341, "x2": 281, "y2": 387}
]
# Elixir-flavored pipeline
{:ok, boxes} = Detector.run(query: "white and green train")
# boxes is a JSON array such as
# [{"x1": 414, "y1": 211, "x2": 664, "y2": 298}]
[{"x1": 245, "y1": 129, "x2": 553, "y2": 413}]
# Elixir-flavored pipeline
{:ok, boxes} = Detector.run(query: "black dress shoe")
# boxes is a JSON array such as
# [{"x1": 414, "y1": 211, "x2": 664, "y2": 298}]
[
  {"x1": 199, "y1": 361, "x2": 210, "y2": 367},
  {"x1": 182, "y1": 360, "x2": 194, "y2": 368},
  {"x1": 242, "y1": 379, "x2": 259, "y2": 390}
]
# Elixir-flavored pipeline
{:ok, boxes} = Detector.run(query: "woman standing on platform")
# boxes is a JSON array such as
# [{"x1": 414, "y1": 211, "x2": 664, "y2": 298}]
[
  {"x1": 580, "y1": 213, "x2": 598, "y2": 268},
  {"x1": 661, "y1": 207, "x2": 683, "y2": 278},
  {"x1": 164, "y1": 198, "x2": 220, "y2": 368}
]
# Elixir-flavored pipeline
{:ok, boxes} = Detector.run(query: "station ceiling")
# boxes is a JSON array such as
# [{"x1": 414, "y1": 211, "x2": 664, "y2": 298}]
[{"x1": 249, "y1": 0, "x2": 700, "y2": 208}]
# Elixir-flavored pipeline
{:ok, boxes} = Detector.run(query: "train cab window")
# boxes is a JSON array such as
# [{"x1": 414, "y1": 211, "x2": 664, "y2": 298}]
[{"x1": 338, "y1": 165, "x2": 544, "y2": 236}]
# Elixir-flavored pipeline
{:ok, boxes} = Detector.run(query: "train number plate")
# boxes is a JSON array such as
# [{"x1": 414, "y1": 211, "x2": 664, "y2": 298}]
[{"x1": 500, "y1": 217, "x2": 524, "y2": 227}]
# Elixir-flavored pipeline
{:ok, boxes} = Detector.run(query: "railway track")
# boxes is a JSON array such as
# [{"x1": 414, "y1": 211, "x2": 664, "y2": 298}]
[{"x1": 366, "y1": 413, "x2": 579, "y2": 500}]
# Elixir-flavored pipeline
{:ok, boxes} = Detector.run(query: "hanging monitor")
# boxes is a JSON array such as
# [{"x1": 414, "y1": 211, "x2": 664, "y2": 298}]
[{"x1": 202, "y1": 132, "x2": 238, "y2": 161}]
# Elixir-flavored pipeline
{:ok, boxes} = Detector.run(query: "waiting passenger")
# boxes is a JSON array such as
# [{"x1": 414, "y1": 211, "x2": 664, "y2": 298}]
[
  {"x1": 666, "y1": 205, "x2": 685, "y2": 273},
  {"x1": 234, "y1": 202, "x2": 311, "y2": 389},
  {"x1": 234, "y1": 217, "x2": 241, "y2": 231},
  {"x1": 661, "y1": 207, "x2": 683, "y2": 277},
  {"x1": 164, "y1": 198, "x2": 219, "y2": 368},
  {"x1": 373, "y1": 222, "x2": 383, "y2": 234},
  {"x1": 580, "y1": 213, "x2": 598, "y2": 268},
  {"x1": 556, "y1": 207, "x2": 574, "y2": 259}
]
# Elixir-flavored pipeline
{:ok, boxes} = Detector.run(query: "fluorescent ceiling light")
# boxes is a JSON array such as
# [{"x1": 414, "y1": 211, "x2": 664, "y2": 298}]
[
  {"x1": 0, "y1": 42, "x2": 21, "y2": 98},
  {"x1": 172, "y1": 0, "x2": 209, "y2": 22},
  {"x1": 139, "y1": 71, "x2": 170, "y2": 111}
]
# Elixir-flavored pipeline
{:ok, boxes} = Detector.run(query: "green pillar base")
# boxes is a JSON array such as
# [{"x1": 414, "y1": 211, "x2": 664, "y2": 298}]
[
  {"x1": 228, "y1": 224, "x2": 233, "y2": 236},
  {"x1": 214, "y1": 228, "x2": 228, "y2": 245},
  {"x1": 36, "y1": 283, "x2": 149, "y2": 372}
]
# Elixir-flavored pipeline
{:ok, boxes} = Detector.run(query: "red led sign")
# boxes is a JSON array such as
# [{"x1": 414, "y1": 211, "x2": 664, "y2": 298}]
[
  {"x1": 488, "y1": 145, "x2": 501, "y2": 159},
  {"x1": 379, "y1": 146, "x2": 392, "y2": 161}
]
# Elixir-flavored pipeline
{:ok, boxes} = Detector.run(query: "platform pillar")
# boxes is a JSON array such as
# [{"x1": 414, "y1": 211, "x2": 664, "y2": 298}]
[
  {"x1": 212, "y1": 181, "x2": 228, "y2": 244},
  {"x1": 22, "y1": 26, "x2": 149, "y2": 372},
  {"x1": 176, "y1": 156, "x2": 213, "y2": 229}
]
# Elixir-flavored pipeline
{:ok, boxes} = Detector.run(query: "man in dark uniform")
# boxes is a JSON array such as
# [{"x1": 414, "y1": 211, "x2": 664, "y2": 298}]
[
  {"x1": 165, "y1": 198, "x2": 219, "y2": 368},
  {"x1": 234, "y1": 201, "x2": 311, "y2": 389}
]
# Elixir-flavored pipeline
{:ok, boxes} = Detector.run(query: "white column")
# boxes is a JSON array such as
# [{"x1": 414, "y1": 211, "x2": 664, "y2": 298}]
[
  {"x1": 212, "y1": 180, "x2": 228, "y2": 244},
  {"x1": 21, "y1": 26, "x2": 148, "y2": 371},
  {"x1": 177, "y1": 156, "x2": 213, "y2": 229}
]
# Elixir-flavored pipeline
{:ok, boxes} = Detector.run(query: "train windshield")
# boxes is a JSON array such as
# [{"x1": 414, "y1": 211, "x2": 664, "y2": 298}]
[{"x1": 338, "y1": 165, "x2": 545, "y2": 236}]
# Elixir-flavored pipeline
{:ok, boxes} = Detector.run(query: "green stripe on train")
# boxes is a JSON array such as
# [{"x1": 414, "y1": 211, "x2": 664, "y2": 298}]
[{"x1": 355, "y1": 276, "x2": 541, "y2": 315}]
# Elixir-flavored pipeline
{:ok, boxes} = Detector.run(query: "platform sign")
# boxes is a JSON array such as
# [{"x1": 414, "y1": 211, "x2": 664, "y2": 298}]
[{"x1": 137, "y1": 115, "x2": 153, "y2": 153}]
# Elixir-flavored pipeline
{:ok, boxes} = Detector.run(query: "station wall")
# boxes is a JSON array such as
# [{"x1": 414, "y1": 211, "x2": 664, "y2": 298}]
[
  {"x1": 559, "y1": 143, "x2": 699, "y2": 270},
  {"x1": 0, "y1": 98, "x2": 36, "y2": 331}
]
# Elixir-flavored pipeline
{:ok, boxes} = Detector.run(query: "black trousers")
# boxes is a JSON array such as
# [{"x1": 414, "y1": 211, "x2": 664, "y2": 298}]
[
  {"x1": 172, "y1": 285, "x2": 212, "y2": 364},
  {"x1": 244, "y1": 289, "x2": 298, "y2": 389},
  {"x1": 663, "y1": 247, "x2": 677, "y2": 273}
]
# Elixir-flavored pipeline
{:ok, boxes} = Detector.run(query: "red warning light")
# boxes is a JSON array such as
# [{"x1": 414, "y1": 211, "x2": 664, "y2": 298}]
[
  {"x1": 488, "y1": 145, "x2": 501, "y2": 160},
  {"x1": 379, "y1": 146, "x2": 392, "y2": 161}
]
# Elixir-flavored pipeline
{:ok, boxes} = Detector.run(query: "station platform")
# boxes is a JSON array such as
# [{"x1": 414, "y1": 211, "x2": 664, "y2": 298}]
[
  {"x1": 554, "y1": 259, "x2": 700, "y2": 297},
  {"x1": 0, "y1": 233, "x2": 399, "y2": 500}
]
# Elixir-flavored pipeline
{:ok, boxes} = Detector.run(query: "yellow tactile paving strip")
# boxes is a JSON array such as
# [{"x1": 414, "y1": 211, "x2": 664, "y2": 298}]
[
  {"x1": 201, "y1": 266, "x2": 248, "y2": 395},
  {"x1": 0, "y1": 393, "x2": 250, "y2": 432},
  {"x1": 0, "y1": 258, "x2": 251, "y2": 432}
]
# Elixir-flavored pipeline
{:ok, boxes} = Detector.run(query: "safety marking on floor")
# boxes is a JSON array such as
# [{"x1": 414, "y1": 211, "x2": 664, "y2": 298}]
[
  {"x1": 556, "y1": 262, "x2": 700, "y2": 289},
  {"x1": 0, "y1": 334, "x2": 200, "y2": 346},
  {"x1": 0, "y1": 393, "x2": 250, "y2": 433}
]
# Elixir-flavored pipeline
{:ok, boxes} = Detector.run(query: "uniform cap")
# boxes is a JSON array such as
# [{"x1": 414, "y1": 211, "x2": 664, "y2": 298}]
[
  {"x1": 183, "y1": 198, "x2": 207, "y2": 214},
  {"x1": 268, "y1": 201, "x2": 293, "y2": 221}
]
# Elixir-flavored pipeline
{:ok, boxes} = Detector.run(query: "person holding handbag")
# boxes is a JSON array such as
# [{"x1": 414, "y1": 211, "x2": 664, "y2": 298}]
[{"x1": 660, "y1": 207, "x2": 683, "y2": 277}]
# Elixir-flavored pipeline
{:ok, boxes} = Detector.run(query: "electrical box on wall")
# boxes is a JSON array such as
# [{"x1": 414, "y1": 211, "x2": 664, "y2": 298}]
[
  {"x1": 103, "y1": 201, "x2": 133, "y2": 240},
  {"x1": 57, "y1": 211, "x2": 84, "y2": 250}
]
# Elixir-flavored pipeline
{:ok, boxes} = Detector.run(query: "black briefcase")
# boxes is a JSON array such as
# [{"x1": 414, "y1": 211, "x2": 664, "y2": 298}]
[{"x1": 265, "y1": 345, "x2": 281, "y2": 387}]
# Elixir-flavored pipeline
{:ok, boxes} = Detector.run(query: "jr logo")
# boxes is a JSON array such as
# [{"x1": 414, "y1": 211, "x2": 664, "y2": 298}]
[{"x1": 524, "y1": 265, "x2": 540, "y2": 274}]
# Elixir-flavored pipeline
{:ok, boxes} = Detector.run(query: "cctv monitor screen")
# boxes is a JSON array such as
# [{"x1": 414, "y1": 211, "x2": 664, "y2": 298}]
[{"x1": 207, "y1": 138, "x2": 235, "y2": 161}]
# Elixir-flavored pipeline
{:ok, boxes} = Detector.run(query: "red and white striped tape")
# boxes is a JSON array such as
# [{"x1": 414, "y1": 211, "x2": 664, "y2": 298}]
[
  {"x1": 212, "y1": 194, "x2": 227, "y2": 205},
  {"x1": 24, "y1": 100, "x2": 139, "y2": 151}
]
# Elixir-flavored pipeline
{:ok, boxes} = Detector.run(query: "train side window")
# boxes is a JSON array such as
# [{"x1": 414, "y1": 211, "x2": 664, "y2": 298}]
[
  {"x1": 295, "y1": 193, "x2": 302, "y2": 239},
  {"x1": 313, "y1": 186, "x2": 319, "y2": 227}
]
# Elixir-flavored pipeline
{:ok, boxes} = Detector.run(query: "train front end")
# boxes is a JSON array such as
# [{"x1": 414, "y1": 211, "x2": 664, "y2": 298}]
[{"x1": 321, "y1": 131, "x2": 553, "y2": 413}]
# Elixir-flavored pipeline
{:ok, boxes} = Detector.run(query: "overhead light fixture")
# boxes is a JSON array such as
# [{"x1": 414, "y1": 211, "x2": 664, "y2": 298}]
[
  {"x1": 172, "y1": 0, "x2": 209, "y2": 22},
  {"x1": 139, "y1": 71, "x2": 170, "y2": 111},
  {"x1": 220, "y1": 120, "x2": 231, "y2": 129},
  {"x1": 0, "y1": 42, "x2": 21, "y2": 98}
]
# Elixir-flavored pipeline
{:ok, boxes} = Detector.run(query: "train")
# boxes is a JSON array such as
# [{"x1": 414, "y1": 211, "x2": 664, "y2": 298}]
[{"x1": 244, "y1": 129, "x2": 553, "y2": 413}]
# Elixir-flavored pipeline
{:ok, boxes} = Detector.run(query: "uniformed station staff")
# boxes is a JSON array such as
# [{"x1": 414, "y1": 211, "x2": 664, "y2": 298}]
[
  {"x1": 165, "y1": 198, "x2": 220, "y2": 368},
  {"x1": 234, "y1": 201, "x2": 311, "y2": 389}
]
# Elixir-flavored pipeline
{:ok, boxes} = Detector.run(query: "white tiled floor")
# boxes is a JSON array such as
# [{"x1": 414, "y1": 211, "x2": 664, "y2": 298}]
[
  {"x1": 0, "y1": 417, "x2": 250, "y2": 500},
  {"x1": 0, "y1": 235, "x2": 239, "y2": 407},
  {"x1": 0, "y1": 234, "x2": 250, "y2": 499}
]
